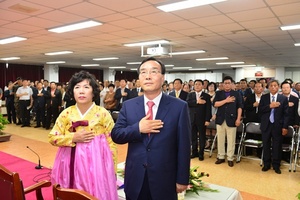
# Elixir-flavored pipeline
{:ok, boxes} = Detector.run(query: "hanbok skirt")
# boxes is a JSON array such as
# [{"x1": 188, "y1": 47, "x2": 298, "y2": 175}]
[{"x1": 51, "y1": 134, "x2": 118, "y2": 200}]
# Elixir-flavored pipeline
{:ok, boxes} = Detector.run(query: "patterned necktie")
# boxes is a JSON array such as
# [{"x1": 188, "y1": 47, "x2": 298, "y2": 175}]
[
  {"x1": 147, "y1": 101, "x2": 155, "y2": 136},
  {"x1": 269, "y1": 95, "x2": 275, "y2": 123}
]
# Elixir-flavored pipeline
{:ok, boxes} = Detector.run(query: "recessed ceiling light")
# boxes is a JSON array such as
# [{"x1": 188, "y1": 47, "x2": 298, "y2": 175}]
[
  {"x1": 280, "y1": 24, "x2": 300, "y2": 31},
  {"x1": 127, "y1": 62, "x2": 141, "y2": 65},
  {"x1": 157, "y1": 0, "x2": 226, "y2": 12},
  {"x1": 189, "y1": 68, "x2": 207, "y2": 71},
  {"x1": 124, "y1": 40, "x2": 170, "y2": 47},
  {"x1": 0, "y1": 36, "x2": 27, "y2": 44},
  {"x1": 93, "y1": 57, "x2": 119, "y2": 61},
  {"x1": 48, "y1": 20, "x2": 102, "y2": 33},
  {"x1": 109, "y1": 66, "x2": 126, "y2": 69},
  {"x1": 46, "y1": 61, "x2": 66, "y2": 64},
  {"x1": 295, "y1": 43, "x2": 300, "y2": 46},
  {"x1": 0, "y1": 57, "x2": 20, "y2": 61},
  {"x1": 196, "y1": 57, "x2": 228, "y2": 61},
  {"x1": 231, "y1": 64, "x2": 256, "y2": 68},
  {"x1": 165, "y1": 64, "x2": 174, "y2": 67},
  {"x1": 130, "y1": 68, "x2": 138, "y2": 71},
  {"x1": 44, "y1": 51, "x2": 73, "y2": 55},
  {"x1": 169, "y1": 50, "x2": 205, "y2": 55},
  {"x1": 81, "y1": 64, "x2": 100, "y2": 67},
  {"x1": 216, "y1": 61, "x2": 244, "y2": 65}
]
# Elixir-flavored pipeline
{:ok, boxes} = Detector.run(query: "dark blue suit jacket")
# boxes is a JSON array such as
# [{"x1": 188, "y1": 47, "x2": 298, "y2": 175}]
[
  {"x1": 111, "y1": 94, "x2": 191, "y2": 200},
  {"x1": 169, "y1": 90, "x2": 188, "y2": 101},
  {"x1": 258, "y1": 93, "x2": 289, "y2": 132}
]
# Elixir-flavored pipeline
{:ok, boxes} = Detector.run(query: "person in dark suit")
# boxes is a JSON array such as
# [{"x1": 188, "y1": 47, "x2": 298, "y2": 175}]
[
  {"x1": 4, "y1": 81, "x2": 16, "y2": 124},
  {"x1": 169, "y1": 78, "x2": 188, "y2": 101},
  {"x1": 244, "y1": 80, "x2": 256, "y2": 99},
  {"x1": 130, "y1": 79, "x2": 144, "y2": 98},
  {"x1": 213, "y1": 76, "x2": 243, "y2": 167},
  {"x1": 114, "y1": 78, "x2": 131, "y2": 110},
  {"x1": 45, "y1": 82, "x2": 62, "y2": 130},
  {"x1": 244, "y1": 82, "x2": 264, "y2": 124},
  {"x1": 112, "y1": 57, "x2": 191, "y2": 200},
  {"x1": 258, "y1": 80, "x2": 289, "y2": 174},
  {"x1": 32, "y1": 82, "x2": 48, "y2": 128},
  {"x1": 187, "y1": 79, "x2": 211, "y2": 160}
]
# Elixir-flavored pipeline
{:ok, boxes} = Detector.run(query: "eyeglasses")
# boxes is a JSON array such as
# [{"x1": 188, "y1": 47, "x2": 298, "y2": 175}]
[{"x1": 139, "y1": 69, "x2": 161, "y2": 76}]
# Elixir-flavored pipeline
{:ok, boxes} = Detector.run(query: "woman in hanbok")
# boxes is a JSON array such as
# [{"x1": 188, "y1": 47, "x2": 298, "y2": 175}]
[{"x1": 49, "y1": 71, "x2": 118, "y2": 200}]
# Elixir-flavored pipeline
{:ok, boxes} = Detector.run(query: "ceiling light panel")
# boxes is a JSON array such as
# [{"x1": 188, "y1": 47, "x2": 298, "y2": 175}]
[
  {"x1": 196, "y1": 57, "x2": 228, "y2": 61},
  {"x1": 124, "y1": 40, "x2": 170, "y2": 47},
  {"x1": 169, "y1": 50, "x2": 206, "y2": 55},
  {"x1": 157, "y1": 0, "x2": 227, "y2": 12},
  {"x1": 280, "y1": 24, "x2": 300, "y2": 31},
  {"x1": 216, "y1": 61, "x2": 244, "y2": 65},
  {"x1": 93, "y1": 57, "x2": 119, "y2": 61},
  {"x1": 0, "y1": 57, "x2": 20, "y2": 60},
  {"x1": 48, "y1": 20, "x2": 102, "y2": 33},
  {"x1": 44, "y1": 51, "x2": 73, "y2": 55},
  {"x1": 46, "y1": 61, "x2": 66, "y2": 64},
  {"x1": 0, "y1": 36, "x2": 27, "y2": 44}
]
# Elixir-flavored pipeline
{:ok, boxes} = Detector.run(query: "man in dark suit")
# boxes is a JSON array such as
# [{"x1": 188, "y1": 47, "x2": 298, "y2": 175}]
[
  {"x1": 32, "y1": 82, "x2": 48, "y2": 128},
  {"x1": 187, "y1": 79, "x2": 211, "y2": 160},
  {"x1": 258, "y1": 80, "x2": 289, "y2": 174},
  {"x1": 213, "y1": 76, "x2": 243, "y2": 167},
  {"x1": 45, "y1": 82, "x2": 62, "y2": 130},
  {"x1": 169, "y1": 78, "x2": 188, "y2": 101},
  {"x1": 114, "y1": 78, "x2": 131, "y2": 110},
  {"x1": 4, "y1": 81, "x2": 16, "y2": 124},
  {"x1": 130, "y1": 79, "x2": 144, "y2": 98},
  {"x1": 281, "y1": 81, "x2": 300, "y2": 127},
  {"x1": 244, "y1": 82, "x2": 263, "y2": 124},
  {"x1": 112, "y1": 57, "x2": 191, "y2": 200}
]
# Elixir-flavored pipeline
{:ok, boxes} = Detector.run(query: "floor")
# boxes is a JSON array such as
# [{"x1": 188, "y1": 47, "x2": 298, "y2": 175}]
[{"x1": 1, "y1": 123, "x2": 300, "y2": 200}]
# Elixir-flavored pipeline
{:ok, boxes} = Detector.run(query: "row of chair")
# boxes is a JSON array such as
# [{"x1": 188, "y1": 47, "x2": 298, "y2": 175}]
[
  {"x1": 207, "y1": 121, "x2": 299, "y2": 172},
  {"x1": 0, "y1": 164, "x2": 97, "y2": 200}
]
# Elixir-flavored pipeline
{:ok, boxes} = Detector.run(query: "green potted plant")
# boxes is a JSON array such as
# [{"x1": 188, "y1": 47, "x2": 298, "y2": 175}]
[{"x1": 0, "y1": 114, "x2": 11, "y2": 142}]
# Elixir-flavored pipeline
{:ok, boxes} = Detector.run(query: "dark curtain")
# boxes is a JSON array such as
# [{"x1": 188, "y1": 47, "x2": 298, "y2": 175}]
[
  {"x1": 0, "y1": 63, "x2": 43, "y2": 95},
  {"x1": 115, "y1": 71, "x2": 138, "y2": 81},
  {"x1": 59, "y1": 67, "x2": 103, "y2": 83}
]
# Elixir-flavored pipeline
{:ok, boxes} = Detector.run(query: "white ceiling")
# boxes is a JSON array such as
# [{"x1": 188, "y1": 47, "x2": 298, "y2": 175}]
[{"x1": 1, "y1": 0, "x2": 300, "y2": 72}]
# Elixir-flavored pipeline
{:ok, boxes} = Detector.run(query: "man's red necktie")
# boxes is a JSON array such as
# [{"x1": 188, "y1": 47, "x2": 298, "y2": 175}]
[{"x1": 147, "y1": 101, "x2": 155, "y2": 137}]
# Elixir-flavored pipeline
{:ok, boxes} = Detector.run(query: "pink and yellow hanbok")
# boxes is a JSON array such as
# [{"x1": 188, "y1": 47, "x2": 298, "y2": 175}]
[{"x1": 49, "y1": 103, "x2": 118, "y2": 200}]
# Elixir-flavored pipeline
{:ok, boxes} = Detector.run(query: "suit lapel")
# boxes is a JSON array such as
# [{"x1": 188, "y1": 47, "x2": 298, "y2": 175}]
[{"x1": 148, "y1": 94, "x2": 170, "y2": 143}]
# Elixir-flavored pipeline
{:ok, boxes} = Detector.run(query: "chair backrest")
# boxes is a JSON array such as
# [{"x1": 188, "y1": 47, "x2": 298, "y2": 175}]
[
  {"x1": 53, "y1": 184, "x2": 98, "y2": 200},
  {"x1": 207, "y1": 120, "x2": 216, "y2": 130},
  {"x1": 111, "y1": 111, "x2": 120, "y2": 122},
  {"x1": 245, "y1": 122, "x2": 261, "y2": 134},
  {"x1": 287, "y1": 126, "x2": 295, "y2": 138},
  {"x1": 0, "y1": 164, "x2": 25, "y2": 200},
  {"x1": 237, "y1": 123, "x2": 245, "y2": 134}
]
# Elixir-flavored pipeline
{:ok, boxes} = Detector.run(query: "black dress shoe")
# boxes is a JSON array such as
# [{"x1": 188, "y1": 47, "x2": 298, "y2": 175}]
[
  {"x1": 215, "y1": 158, "x2": 225, "y2": 164},
  {"x1": 228, "y1": 161, "x2": 234, "y2": 167},
  {"x1": 274, "y1": 168, "x2": 281, "y2": 174},
  {"x1": 21, "y1": 125, "x2": 25, "y2": 127},
  {"x1": 34, "y1": 125, "x2": 41, "y2": 128},
  {"x1": 190, "y1": 153, "x2": 199, "y2": 159},
  {"x1": 262, "y1": 166, "x2": 271, "y2": 172},
  {"x1": 199, "y1": 155, "x2": 204, "y2": 161}
]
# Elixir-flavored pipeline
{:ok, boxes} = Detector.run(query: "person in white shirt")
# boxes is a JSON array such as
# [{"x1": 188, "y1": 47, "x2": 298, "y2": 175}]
[{"x1": 16, "y1": 79, "x2": 33, "y2": 127}]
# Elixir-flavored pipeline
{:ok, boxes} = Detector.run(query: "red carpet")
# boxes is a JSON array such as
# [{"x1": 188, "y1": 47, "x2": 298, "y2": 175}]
[{"x1": 0, "y1": 151, "x2": 52, "y2": 200}]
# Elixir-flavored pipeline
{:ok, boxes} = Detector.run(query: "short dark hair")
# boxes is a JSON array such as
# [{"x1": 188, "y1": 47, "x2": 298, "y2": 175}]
[
  {"x1": 249, "y1": 80, "x2": 257, "y2": 84},
  {"x1": 16, "y1": 77, "x2": 22, "y2": 80},
  {"x1": 268, "y1": 79, "x2": 279, "y2": 86},
  {"x1": 108, "y1": 83, "x2": 115, "y2": 89},
  {"x1": 207, "y1": 82, "x2": 217, "y2": 91},
  {"x1": 173, "y1": 78, "x2": 183, "y2": 85},
  {"x1": 194, "y1": 79, "x2": 204, "y2": 85},
  {"x1": 281, "y1": 81, "x2": 291, "y2": 88},
  {"x1": 67, "y1": 71, "x2": 100, "y2": 102},
  {"x1": 240, "y1": 79, "x2": 247, "y2": 83},
  {"x1": 137, "y1": 57, "x2": 166, "y2": 75},
  {"x1": 255, "y1": 82, "x2": 263, "y2": 87},
  {"x1": 223, "y1": 76, "x2": 233, "y2": 83},
  {"x1": 284, "y1": 78, "x2": 293, "y2": 84}
]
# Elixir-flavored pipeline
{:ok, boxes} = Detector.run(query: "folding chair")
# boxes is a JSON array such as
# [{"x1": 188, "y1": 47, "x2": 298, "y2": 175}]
[
  {"x1": 293, "y1": 127, "x2": 300, "y2": 172},
  {"x1": 53, "y1": 184, "x2": 97, "y2": 200},
  {"x1": 111, "y1": 111, "x2": 120, "y2": 122},
  {"x1": 282, "y1": 126, "x2": 296, "y2": 172},
  {"x1": 238, "y1": 122, "x2": 263, "y2": 166},
  {"x1": 235, "y1": 123, "x2": 245, "y2": 163}
]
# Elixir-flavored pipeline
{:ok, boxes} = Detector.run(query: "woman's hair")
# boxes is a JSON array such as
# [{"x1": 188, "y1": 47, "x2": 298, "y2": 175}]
[
  {"x1": 67, "y1": 70, "x2": 100, "y2": 102},
  {"x1": 208, "y1": 82, "x2": 217, "y2": 91},
  {"x1": 108, "y1": 83, "x2": 115, "y2": 89}
]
